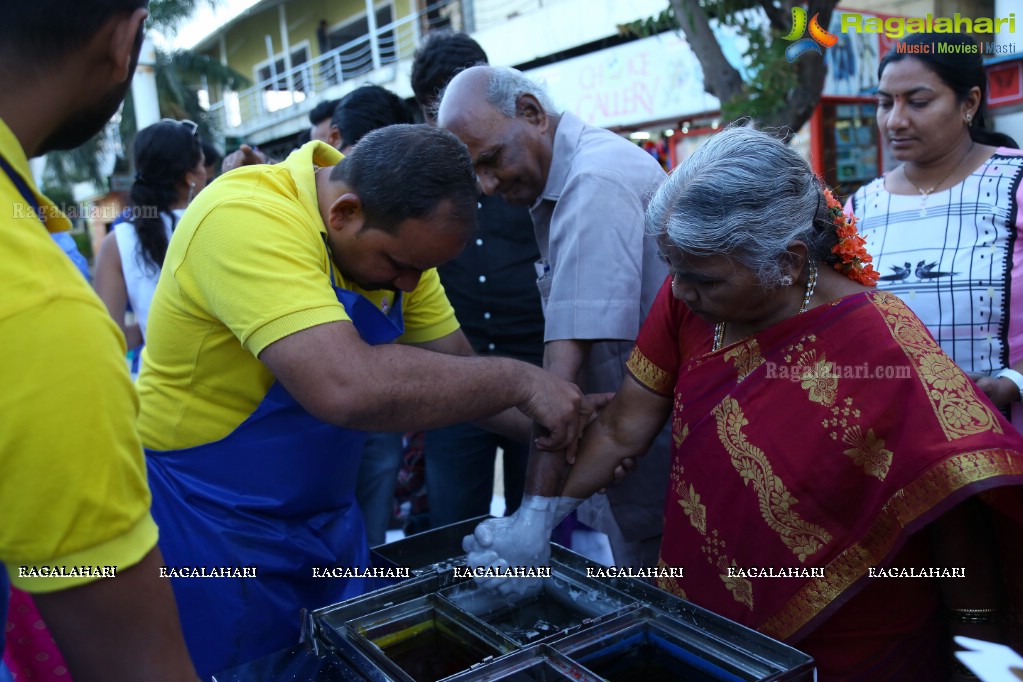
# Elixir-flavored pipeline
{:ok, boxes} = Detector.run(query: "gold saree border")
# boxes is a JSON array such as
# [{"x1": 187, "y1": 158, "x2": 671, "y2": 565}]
[
  {"x1": 714, "y1": 397, "x2": 833, "y2": 563},
  {"x1": 758, "y1": 448, "x2": 1023, "y2": 640},
  {"x1": 871, "y1": 291, "x2": 1002, "y2": 440},
  {"x1": 626, "y1": 345, "x2": 674, "y2": 395}
]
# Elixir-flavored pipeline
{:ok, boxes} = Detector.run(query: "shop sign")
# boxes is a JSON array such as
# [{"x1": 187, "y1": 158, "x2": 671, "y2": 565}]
[
  {"x1": 989, "y1": 61, "x2": 1023, "y2": 108},
  {"x1": 526, "y1": 30, "x2": 746, "y2": 128}
]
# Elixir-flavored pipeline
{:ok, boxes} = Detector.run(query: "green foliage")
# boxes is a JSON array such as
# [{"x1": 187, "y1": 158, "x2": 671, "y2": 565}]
[
  {"x1": 41, "y1": 183, "x2": 75, "y2": 209},
  {"x1": 147, "y1": 0, "x2": 220, "y2": 34},
  {"x1": 43, "y1": 0, "x2": 246, "y2": 191},
  {"x1": 618, "y1": 8, "x2": 676, "y2": 38},
  {"x1": 720, "y1": 17, "x2": 798, "y2": 124},
  {"x1": 118, "y1": 48, "x2": 250, "y2": 144},
  {"x1": 71, "y1": 230, "x2": 94, "y2": 262},
  {"x1": 170, "y1": 49, "x2": 251, "y2": 92},
  {"x1": 43, "y1": 134, "x2": 106, "y2": 189},
  {"x1": 704, "y1": 0, "x2": 764, "y2": 20}
]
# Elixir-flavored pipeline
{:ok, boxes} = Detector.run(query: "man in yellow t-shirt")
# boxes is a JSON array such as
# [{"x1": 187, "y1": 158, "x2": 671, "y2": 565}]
[
  {"x1": 0, "y1": 2, "x2": 198, "y2": 680},
  {"x1": 136, "y1": 123, "x2": 587, "y2": 677}
]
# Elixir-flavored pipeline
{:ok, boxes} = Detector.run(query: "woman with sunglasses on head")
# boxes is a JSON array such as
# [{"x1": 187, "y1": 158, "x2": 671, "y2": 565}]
[{"x1": 95, "y1": 119, "x2": 206, "y2": 367}]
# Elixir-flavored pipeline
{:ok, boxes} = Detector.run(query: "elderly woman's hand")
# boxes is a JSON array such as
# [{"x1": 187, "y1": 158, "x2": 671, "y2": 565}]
[
  {"x1": 611, "y1": 457, "x2": 637, "y2": 482},
  {"x1": 461, "y1": 495, "x2": 580, "y2": 597},
  {"x1": 562, "y1": 392, "x2": 613, "y2": 465},
  {"x1": 581, "y1": 392, "x2": 614, "y2": 425},
  {"x1": 972, "y1": 374, "x2": 1021, "y2": 409},
  {"x1": 567, "y1": 392, "x2": 637, "y2": 487}
]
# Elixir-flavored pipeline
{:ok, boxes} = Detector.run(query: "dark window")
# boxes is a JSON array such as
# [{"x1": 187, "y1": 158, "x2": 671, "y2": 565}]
[
  {"x1": 326, "y1": 6, "x2": 396, "y2": 80},
  {"x1": 820, "y1": 101, "x2": 880, "y2": 200},
  {"x1": 257, "y1": 46, "x2": 310, "y2": 92}
]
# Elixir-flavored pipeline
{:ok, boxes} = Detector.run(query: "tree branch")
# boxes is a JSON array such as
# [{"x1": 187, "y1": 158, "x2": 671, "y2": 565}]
[
  {"x1": 773, "y1": 0, "x2": 836, "y2": 135},
  {"x1": 668, "y1": 0, "x2": 745, "y2": 104},
  {"x1": 757, "y1": 0, "x2": 788, "y2": 32}
]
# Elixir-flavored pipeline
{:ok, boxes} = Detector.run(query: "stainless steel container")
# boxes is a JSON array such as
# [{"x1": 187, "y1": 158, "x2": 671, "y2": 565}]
[
  {"x1": 441, "y1": 644, "x2": 606, "y2": 682},
  {"x1": 303, "y1": 518, "x2": 815, "y2": 681}
]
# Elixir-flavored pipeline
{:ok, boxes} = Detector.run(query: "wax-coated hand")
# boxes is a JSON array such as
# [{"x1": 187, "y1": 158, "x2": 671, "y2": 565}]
[
  {"x1": 221, "y1": 144, "x2": 269, "y2": 173},
  {"x1": 462, "y1": 496, "x2": 580, "y2": 597}
]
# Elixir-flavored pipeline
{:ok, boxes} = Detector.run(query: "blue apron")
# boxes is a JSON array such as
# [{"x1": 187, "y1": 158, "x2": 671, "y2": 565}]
[{"x1": 146, "y1": 275, "x2": 404, "y2": 678}]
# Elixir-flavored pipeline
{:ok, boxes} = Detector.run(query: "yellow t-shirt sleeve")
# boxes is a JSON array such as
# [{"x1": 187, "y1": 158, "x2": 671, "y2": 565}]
[
  {"x1": 174, "y1": 195, "x2": 350, "y2": 358},
  {"x1": 397, "y1": 266, "x2": 459, "y2": 344},
  {"x1": 0, "y1": 297, "x2": 158, "y2": 592}
]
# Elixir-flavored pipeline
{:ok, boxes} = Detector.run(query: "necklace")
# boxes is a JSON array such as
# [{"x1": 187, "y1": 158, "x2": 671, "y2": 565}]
[
  {"x1": 902, "y1": 142, "x2": 974, "y2": 217},
  {"x1": 713, "y1": 260, "x2": 818, "y2": 352}
]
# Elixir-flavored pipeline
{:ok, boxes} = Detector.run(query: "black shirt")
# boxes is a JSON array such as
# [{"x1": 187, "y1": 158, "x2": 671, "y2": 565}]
[{"x1": 438, "y1": 194, "x2": 545, "y2": 366}]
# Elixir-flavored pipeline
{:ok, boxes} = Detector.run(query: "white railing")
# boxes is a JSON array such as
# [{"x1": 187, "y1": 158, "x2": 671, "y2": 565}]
[{"x1": 207, "y1": 0, "x2": 469, "y2": 135}]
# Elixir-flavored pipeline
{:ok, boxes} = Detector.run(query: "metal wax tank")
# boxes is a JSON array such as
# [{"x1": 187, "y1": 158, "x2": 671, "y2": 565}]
[{"x1": 306, "y1": 517, "x2": 815, "y2": 681}]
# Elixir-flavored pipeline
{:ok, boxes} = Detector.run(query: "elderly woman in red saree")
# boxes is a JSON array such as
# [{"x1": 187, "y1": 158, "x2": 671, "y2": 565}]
[{"x1": 463, "y1": 126, "x2": 1023, "y2": 680}]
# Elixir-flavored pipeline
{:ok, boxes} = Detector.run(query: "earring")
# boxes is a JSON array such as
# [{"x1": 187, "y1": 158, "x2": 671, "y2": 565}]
[
  {"x1": 966, "y1": 113, "x2": 973, "y2": 126},
  {"x1": 187, "y1": 181, "x2": 196, "y2": 203},
  {"x1": 780, "y1": 275, "x2": 794, "y2": 287}
]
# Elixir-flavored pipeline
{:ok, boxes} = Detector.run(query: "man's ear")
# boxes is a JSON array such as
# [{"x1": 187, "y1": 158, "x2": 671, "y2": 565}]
[
  {"x1": 517, "y1": 94, "x2": 548, "y2": 133},
  {"x1": 328, "y1": 125, "x2": 342, "y2": 150},
  {"x1": 328, "y1": 192, "x2": 364, "y2": 233},
  {"x1": 107, "y1": 8, "x2": 149, "y2": 83}
]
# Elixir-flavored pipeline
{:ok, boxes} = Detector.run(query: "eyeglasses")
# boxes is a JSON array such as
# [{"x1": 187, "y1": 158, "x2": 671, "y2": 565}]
[{"x1": 161, "y1": 118, "x2": 198, "y2": 136}]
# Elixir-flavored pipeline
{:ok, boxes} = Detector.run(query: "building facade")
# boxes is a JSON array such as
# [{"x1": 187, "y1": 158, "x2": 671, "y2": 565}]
[{"x1": 188, "y1": 0, "x2": 1020, "y2": 199}]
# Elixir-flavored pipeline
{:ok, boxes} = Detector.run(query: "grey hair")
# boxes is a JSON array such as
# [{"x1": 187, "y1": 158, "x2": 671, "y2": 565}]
[
  {"x1": 484, "y1": 66, "x2": 558, "y2": 118},
  {"x1": 646, "y1": 124, "x2": 837, "y2": 286}
]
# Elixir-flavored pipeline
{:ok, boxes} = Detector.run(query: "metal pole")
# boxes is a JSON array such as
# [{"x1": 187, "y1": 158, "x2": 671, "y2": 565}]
[
  {"x1": 366, "y1": 0, "x2": 381, "y2": 71},
  {"x1": 264, "y1": 34, "x2": 277, "y2": 113},
  {"x1": 278, "y1": 5, "x2": 296, "y2": 101},
  {"x1": 132, "y1": 35, "x2": 160, "y2": 130}
]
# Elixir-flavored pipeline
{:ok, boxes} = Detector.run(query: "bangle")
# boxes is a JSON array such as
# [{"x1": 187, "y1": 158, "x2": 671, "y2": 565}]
[
  {"x1": 947, "y1": 607, "x2": 1002, "y2": 624},
  {"x1": 995, "y1": 368, "x2": 1023, "y2": 402}
]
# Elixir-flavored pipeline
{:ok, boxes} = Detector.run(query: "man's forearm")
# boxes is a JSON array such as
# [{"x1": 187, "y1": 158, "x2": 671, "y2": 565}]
[
  {"x1": 476, "y1": 408, "x2": 532, "y2": 443},
  {"x1": 521, "y1": 339, "x2": 592, "y2": 495},
  {"x1": 524, "y1": 435, "x2": 572, "y2": 496},
  {"x1": 328, "y1": 345, "x2": 542, "y2": 431},
  {"x1": 260, "y1": 323, "x2": 583, "y2": 449},
  {"x1": 34, "y1": 546, "x2": 199, "y2": 682}
]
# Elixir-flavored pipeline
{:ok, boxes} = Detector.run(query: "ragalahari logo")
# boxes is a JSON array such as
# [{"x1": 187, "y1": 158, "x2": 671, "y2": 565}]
[{"x1": 783, "y1": 7, "x2": 839, "y2": 62}]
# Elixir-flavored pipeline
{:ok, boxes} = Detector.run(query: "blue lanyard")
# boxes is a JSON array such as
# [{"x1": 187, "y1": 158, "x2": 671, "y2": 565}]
[{"x1": 0, "y1": 152, "x2": 44, "y2": 224}]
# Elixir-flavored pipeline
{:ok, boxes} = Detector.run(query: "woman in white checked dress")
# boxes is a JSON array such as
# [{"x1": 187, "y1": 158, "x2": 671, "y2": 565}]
[{"x1": 848, "y1": 32, "x2": 1023, "y2": 432}]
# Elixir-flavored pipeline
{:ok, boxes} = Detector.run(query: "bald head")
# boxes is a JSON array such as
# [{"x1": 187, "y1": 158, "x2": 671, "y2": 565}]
[
  {"x1": 438, "y1": 66, "x2": 559, "y2": 206},
  {"x1": 436, "y1": 65, "x2": 496, "y2": 128}
]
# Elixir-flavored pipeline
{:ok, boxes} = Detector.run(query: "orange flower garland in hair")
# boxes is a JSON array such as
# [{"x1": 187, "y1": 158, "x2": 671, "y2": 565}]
[{"x1": 822, "y1": 186, "x2": 879, "y2": 286}]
